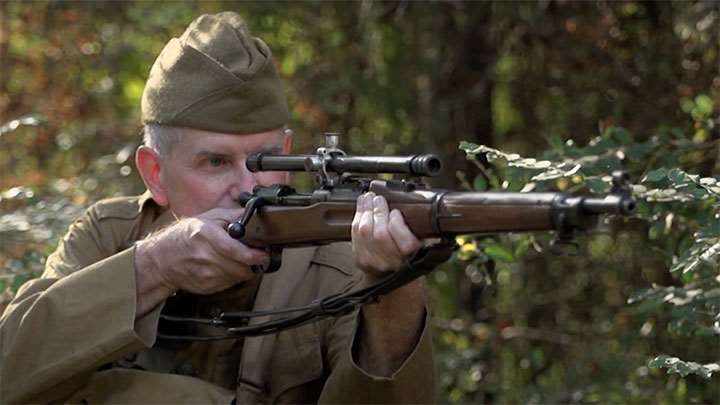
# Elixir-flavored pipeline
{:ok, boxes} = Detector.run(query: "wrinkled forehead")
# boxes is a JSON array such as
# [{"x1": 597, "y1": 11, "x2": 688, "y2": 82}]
[{"x1": 172, "y1": 127, "x2": 288, "y2": 157}]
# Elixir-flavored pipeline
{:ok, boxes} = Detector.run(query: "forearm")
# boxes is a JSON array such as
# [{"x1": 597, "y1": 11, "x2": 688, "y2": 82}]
[{"x1": 355, "y1": 277, "x2": 427, "y2": 376}]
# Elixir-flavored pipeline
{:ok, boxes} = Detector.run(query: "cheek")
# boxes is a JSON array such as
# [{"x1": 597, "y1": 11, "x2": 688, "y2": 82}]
[{"x1": 166, "y1": 173, "x2": 229, "y2": 214}]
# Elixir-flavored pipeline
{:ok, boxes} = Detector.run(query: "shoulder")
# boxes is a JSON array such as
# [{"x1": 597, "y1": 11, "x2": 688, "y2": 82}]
[
  {"x1": 86, "y1": 194, "x2": 147, "y2": 221},
  {"x1": 43, "y1": 194, "x2": 149, "y2": 278}
]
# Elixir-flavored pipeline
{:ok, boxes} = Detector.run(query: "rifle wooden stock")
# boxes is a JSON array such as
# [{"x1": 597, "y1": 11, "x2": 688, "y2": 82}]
[{"x1": 239, "y1": 180, "x2": 630, "y2": 248}]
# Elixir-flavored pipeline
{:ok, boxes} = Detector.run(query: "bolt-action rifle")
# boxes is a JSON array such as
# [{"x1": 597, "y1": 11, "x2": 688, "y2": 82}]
[{"x1": 160, "y1": 133, "x2": 635, "y2": 340}]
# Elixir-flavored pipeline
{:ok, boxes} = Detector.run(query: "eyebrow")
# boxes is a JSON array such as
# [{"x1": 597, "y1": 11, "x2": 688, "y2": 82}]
[
  {"x1": 194, "y1": 151, "x2": 233, "y2": 159},
  {"x1": 193, "y1": 144, "x2": 283, "y2": 159}
]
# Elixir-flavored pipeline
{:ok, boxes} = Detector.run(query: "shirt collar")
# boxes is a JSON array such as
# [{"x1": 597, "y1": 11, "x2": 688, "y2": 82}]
[{"x1": 137, "y1": 190, "x2": 156, "y2": 213}]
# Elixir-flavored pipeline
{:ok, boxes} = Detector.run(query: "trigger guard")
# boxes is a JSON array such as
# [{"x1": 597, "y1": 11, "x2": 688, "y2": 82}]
[{"x1": 252, "y1": 248, "x2": 283, "y2": 274}]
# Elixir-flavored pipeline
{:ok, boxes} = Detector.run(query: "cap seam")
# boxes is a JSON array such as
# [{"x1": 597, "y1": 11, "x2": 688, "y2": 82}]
[
  {"x1": 168, "y1": 43, "x2": 262, "y2": 123},
  {"x1": 170, "y1": 81, "x2": 252, "y2": 124},
  {"x1": 181, "y1": 42, "x2": 246, "y2": 84}
]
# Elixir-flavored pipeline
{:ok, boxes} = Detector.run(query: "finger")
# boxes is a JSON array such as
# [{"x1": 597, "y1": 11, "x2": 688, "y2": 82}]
[
  {"x1": 371, "y1": 196, "x2": 403, "y2": 264},
  {"x1": 197, "y1": 255, "x2": 247, "y2": 286},
  {"x1": 388, "y1": 209, "x2": 423, "y2": 257},
  {"x1": 175, "y1": 250, "x2": 243, "y2": 294},
  {"x1": 214, "y1": 258, "x2": 257, "y2": 284},
  {"x1": 372, "y1": 195, "x2": 390, "y2": 223},
  {"x1": 194, "y1": 246, "x2": 260, "y2": 290},
  {"x1": 355, "y1": 195, "x2": 404, "y2": 273},
  {"x1": 356, "y1": 193, "x2": 375, "y2": 240},
  {"x1": 352, "y1": 193, "x2": 377, "y2": 270},
  {"x1": 360, "y1": 192, "x2": 374, "y2": 212},
  {"x1": 203, "y1": 224, "x2": 270, "y2": 266},
  {"x1": 351, "y1": 193, "x2": 369, "y2": 236}
]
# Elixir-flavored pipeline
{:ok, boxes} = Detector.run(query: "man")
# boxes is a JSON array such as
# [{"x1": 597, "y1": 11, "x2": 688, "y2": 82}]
[{"x1": 0, "y1": 12, "x2": 435, "y2": 404}]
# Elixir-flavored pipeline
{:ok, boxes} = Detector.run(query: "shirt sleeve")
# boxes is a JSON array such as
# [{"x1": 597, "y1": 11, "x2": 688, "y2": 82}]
[
  {"x1": 318, "y1": 299, "x2": 436, "y2": 403},
  {"x1": 0, "y1": 207, "x2": 162, "y2": 404}
]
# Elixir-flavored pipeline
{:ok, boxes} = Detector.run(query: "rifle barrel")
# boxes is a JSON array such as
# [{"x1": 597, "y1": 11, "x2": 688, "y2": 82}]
[{"x1": 580, "y1": 195, "x2": 635, "y2": 215}]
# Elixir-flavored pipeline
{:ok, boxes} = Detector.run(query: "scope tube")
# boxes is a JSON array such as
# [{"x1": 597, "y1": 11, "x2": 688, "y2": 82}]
[
  {"x1": 246, "y1": 154, "x2": 315, "y2": 172},
  {"x1": 247, "y1": 153, "x2": 442, "y2": 177}
]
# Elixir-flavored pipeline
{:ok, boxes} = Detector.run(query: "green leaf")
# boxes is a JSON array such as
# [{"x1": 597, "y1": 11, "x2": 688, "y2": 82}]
[
  {"x1": 648, "y1": 221, "x2": 664, "y2": 240},
  {"x1": 473, "y1": 175, "x2": 488, "y2": 191},
  {"x1": 667, "y1": 168, "x2": 690, "y2": 186},
  {"x1": 513, "y1": 236, "x2": 533, "y2": 258},
  {"x1": 458, "y1": 141, "x2": 479, "y2": 155},
  {"x1": 680, "y1": 97, "x2": 695, "y2": 114},
  {"x1": 549, "y1": 133, "x2": 563, "y2": 150},
  {"x1": 689, "y1": 187, "x2": 708, "y2": 199},
  {"x1": 670, "y1": 240, "x2": 720, "y2": 273},
  {"x1": 694, "y1": 94, "x2": 714, "y2": 117},
  {"x1": 121, "y1": 77, "x2": 145, "y2": 107},
  {"x1": 609, "y1": 127, "x2": 632, "y2": 145},
  {"x1": 628, "y1": 287, "x2": 664, "y2": 304},
  {"x1": 698, "y1": 221, "x2": 720, "y2": 238},
  {"x1": 484, "y1": 244, "x2": 514, "y2": 263},
  {"x1": 585, "y1": 177, "x2": 609, "y2": 192},
  {"x1": 644, "y1": 168, "x2": 667, "y2": 182}
]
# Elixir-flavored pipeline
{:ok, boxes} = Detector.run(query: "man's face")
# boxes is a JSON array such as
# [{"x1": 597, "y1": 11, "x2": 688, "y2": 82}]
[{"x1": 150, "y1": 127, "x2": 291, "y2": 217}]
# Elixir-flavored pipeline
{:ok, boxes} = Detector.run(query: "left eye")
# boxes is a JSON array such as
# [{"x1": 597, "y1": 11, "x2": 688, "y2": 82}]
[{"x1": 208, "y1": 157, "x2": 227, "y2": 167}]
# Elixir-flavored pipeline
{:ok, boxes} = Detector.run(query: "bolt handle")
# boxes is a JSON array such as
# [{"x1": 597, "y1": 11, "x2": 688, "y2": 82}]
[{"x1": 226, "y1": 196, "x2": 266, "y2": 241}]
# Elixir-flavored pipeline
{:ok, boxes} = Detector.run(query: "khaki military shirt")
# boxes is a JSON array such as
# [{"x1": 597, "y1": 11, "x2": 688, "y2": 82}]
[{"x1": 0, "y1": 193, "x2": 435, "y2": 404}]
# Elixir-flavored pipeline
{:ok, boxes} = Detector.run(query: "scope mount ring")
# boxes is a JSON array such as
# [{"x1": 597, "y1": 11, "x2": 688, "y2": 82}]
[{"x1": 316, "y1": 136, "x2": 346, "y2": 188}]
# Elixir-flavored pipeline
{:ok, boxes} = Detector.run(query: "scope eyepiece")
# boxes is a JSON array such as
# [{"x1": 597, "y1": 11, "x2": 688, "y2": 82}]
[{"x1": 246, "y1": 153, "x2": 260, "y2": 172}]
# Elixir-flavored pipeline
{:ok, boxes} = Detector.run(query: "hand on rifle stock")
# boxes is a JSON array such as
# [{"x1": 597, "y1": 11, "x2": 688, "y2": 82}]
[{"x1": 134, "y1": 208, "x2": 269, "y2": 317}]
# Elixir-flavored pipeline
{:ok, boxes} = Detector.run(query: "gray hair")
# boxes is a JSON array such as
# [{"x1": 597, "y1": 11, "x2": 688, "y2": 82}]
[{"x1": 142, "y1": 124, "x2": 184, "y2": 158}]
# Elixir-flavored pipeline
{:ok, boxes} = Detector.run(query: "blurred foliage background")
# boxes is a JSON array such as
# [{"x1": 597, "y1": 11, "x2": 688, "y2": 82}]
[{"x1": 1, "y1": 1, "x2": 718, "y2": 403}]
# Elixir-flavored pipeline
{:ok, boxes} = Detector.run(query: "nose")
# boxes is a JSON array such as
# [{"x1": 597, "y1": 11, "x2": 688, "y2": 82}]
[{"x1": 229, "y1": 159, "x2": 258, "y2": 201}]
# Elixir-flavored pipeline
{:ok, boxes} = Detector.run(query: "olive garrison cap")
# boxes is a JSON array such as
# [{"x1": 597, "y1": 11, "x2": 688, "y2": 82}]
[{"x1": 141, "y1": 12, "x2": 289, "y2": 134}]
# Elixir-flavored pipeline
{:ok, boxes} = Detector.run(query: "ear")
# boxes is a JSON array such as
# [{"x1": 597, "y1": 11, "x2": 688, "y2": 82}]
[
  {"x1": 282, "y1": 128, "x2": 293, "y2": 154},
  {"x1": 135, "y1": 146, "x2": 169, "y2": 206},
  {"x1": 280, "y1": 129, "x2": 294, "y2": 183}
]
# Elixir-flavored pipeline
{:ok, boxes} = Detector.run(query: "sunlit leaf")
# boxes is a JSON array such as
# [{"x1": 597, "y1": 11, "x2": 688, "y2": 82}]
[
  {"x1": 0, "y1": 115, "x2": 44, "y2": 137},
  {"x1": 648, "y1": 355, "x2": 720, "y2": 379}
]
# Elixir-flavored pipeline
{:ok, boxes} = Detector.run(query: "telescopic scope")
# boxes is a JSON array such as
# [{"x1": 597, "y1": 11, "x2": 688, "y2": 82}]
[{"x1": 246, "y1": 153, "x2": 442, "y2": 177}]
